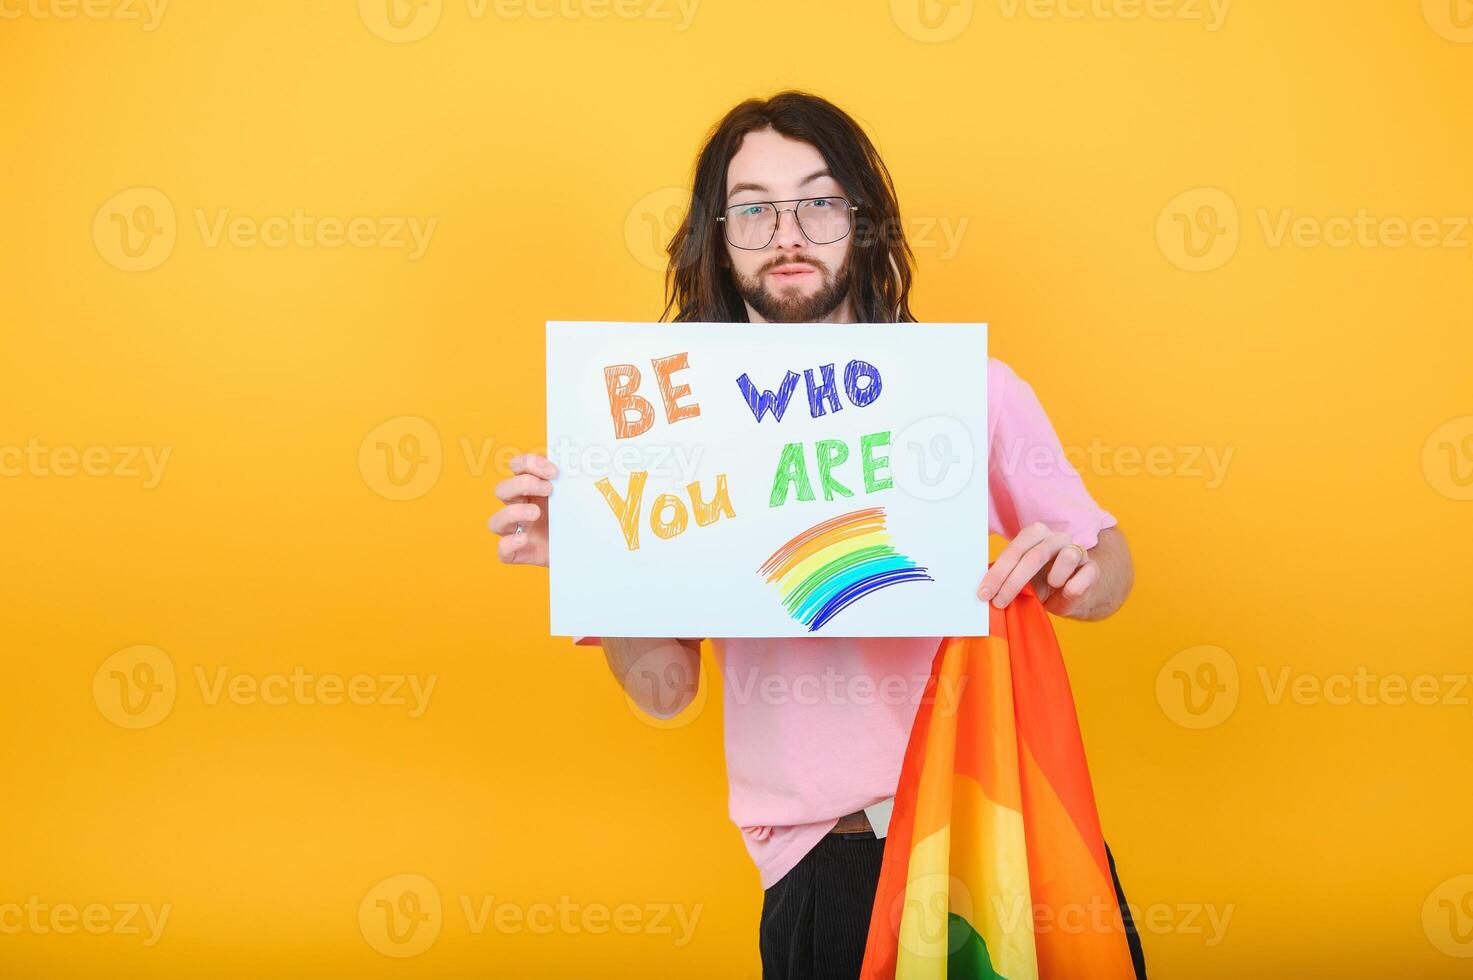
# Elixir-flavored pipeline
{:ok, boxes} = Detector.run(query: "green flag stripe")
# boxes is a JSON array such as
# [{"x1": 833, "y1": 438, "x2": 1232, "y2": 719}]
[{"x1": 947, "y1": 912, "x2": 1008, "y2": 980}]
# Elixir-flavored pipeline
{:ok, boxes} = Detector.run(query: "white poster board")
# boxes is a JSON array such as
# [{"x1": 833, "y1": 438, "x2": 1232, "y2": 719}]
[{"x1": 545, "y1": 321, "x2": 989, "y2": 638}]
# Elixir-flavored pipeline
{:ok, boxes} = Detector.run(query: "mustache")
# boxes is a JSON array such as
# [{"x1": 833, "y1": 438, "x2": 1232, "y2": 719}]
[{"x1": 763, "y1": 257, "x2": 825, "y2": 274}]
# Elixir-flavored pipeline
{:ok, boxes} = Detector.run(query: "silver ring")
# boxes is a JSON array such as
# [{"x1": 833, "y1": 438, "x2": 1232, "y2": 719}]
[{"x1": 513, "y1": 523, "x2": 525, "y2": 535}]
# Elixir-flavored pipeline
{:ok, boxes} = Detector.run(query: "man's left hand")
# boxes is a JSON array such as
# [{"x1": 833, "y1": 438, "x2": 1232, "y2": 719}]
[{"x1": 976, "y1": 521, "x2": 1098, "y2": 618}]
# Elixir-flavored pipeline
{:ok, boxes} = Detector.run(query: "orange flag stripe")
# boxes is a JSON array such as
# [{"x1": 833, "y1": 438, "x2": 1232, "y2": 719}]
[{"x1": 859, "y1": 585, "x2": 1138, "y2": 980}]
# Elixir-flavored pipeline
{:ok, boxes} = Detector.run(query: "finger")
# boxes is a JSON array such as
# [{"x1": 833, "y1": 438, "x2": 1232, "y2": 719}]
[
  {"x1": 488, "y1": 503, "x2": 541, "y2": 536},
  {"x1": 1060, "y1": 560, "x2": 1099, "y2": 599},
  {"x1": 1046, "y1": 543, "x2": 1087, "y2": 589},
  {"x1": 509, "y1": 454, "x2": 559, "y2": 479},
  {"x1": 992, "y1": 538, "x2": 1058, "y2": 607},
  {"x1": 977, "y1": 521, "x2": 1052, "y2": 600},
  {"x1": 498, "y1": 533, "x2": 531, "y2": 564},
  {"x1": 494, "y1": 473, "x2": 554, "y2": 503}
]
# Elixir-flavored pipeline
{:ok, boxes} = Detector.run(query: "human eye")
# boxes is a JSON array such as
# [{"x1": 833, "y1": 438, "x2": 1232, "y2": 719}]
[{"x1": 733, "y1": 203, "x2": 768, "y2": 218}]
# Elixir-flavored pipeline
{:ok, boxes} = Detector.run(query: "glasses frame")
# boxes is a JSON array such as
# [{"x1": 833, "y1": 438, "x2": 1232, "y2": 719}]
[{"x1": 715, "y1": 196, "x2": 860, "y2": 250}]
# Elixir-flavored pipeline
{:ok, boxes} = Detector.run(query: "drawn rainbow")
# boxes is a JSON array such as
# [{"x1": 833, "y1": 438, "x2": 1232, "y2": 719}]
[{"x1": 757, "y1": 506, "x2": 933, "y2": 632}]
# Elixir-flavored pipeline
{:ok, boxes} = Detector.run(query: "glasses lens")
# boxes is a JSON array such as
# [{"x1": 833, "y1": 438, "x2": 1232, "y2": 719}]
[
  {"x1": 796, "y1": 198, "x2": 852, "y2": 244},
  {"x1": 724, "y1": 203, "x2": 777, "y2": 249}
]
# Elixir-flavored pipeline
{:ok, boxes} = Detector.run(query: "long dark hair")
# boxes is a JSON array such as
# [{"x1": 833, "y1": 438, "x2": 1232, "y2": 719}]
[{"x1": 661, "y1": 91, "x2": 917, "y2": 324}]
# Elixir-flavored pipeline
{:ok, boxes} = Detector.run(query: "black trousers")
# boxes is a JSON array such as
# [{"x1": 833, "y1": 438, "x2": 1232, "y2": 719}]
[{"x1": 758, "y1": 832, "x2": 1148, "y2": 980}]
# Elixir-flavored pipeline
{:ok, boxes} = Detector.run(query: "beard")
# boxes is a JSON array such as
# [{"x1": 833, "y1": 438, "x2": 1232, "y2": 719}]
[{"x1": 732, "y1": 252, "x2": 852, "y2": 323}]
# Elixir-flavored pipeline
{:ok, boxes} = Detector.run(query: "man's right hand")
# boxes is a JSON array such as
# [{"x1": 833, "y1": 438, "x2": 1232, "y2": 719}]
[{"x1": 489, "y1": 453, "x2": 557, "y2": 567}]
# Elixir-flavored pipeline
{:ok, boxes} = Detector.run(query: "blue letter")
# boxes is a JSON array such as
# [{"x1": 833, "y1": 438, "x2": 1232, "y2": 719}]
[
  {"x1": 844, "y1": 359, "x2": 883, "y2": 407},
  {"x1": 737, "y1": 371, "x2": 800, "y2": 423},
  {"x1": 804, "y1": 364, "x2": 842, "y2": 418}
]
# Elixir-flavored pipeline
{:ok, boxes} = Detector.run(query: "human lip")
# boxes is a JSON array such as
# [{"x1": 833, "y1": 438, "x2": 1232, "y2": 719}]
[{"x1": 768, "y1": 264, "x2": 816, "y2": 279}]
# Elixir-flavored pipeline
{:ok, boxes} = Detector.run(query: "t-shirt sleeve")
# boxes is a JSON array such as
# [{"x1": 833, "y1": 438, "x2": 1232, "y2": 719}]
[{"x1": 988, "y1": 359, "x2": 1118, "y2": 551}]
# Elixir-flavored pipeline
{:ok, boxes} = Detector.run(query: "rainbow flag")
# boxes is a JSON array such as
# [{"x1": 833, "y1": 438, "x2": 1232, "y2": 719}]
[
  {"x1": 859, "y1": 583, "x2": 1137, "y2": 979},
  {"x1": 757, "y1": 507, "x2": 933, "y2": 632}
]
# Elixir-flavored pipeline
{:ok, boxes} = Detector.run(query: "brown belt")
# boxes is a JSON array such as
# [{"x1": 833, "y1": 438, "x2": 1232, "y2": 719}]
[{"x1": 829, "y1": 809, "x2": 873, "y2": 835}]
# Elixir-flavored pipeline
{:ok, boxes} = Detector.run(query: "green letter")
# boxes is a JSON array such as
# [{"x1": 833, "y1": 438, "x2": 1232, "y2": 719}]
[
  {"x1": 769, "y1": 442, "x2": 815, "y2": 507},
  {"x1": 860, "y1": 430, "x2": 893, "y2": 493},
  {"x1": 815, "y1": 439, "x2": 854, "y2": 502}
]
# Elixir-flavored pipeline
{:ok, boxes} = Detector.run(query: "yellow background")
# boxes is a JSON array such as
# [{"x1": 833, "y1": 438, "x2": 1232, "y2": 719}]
[{"x1": 4, "y1": 0, "x2": 1472, "y2": 976}]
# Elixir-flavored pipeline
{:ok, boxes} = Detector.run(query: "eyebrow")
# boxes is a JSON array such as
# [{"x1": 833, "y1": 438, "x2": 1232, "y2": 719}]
[{"x1": 727, "y1": 168, "x2": 836, "y2": 200}]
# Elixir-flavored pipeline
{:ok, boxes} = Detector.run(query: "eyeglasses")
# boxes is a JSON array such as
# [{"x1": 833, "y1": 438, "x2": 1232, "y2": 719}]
[{"x1": 716, "y1": 196, "x2": 859, "y2": 250}]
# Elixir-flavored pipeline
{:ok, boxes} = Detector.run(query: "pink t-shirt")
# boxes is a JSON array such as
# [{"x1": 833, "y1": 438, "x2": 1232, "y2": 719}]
[{"x1": 576, "y1": 357, "x2": 1117, "y2": 888}]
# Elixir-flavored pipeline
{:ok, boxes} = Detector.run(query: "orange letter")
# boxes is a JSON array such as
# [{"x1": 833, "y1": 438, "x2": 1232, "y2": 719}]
[
  {"x1": 687, "y1": 474, "x2": 735, "y2": 527},
  {"x1": 595, "y1": 471, "x2": 648, "y2": 551},
  {"x1": 652, "y1": 352, "x2": 701, "y2": 425},
  {"x1": 604, "y1": 364, "x2": 655, "y2": 440},
  {"x1": 649, "y1": 492, "x2": 689, "y2": 541}
]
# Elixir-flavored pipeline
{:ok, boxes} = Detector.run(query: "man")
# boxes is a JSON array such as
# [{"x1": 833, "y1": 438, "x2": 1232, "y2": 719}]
[{"x1": 490, "y1": 91, "x2": 1145, "y2": 979}]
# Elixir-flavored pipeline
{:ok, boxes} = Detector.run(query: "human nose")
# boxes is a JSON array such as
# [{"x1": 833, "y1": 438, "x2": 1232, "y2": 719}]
[{"x1": 772, "y1": 206, "x2": 807, "y2": 249}]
